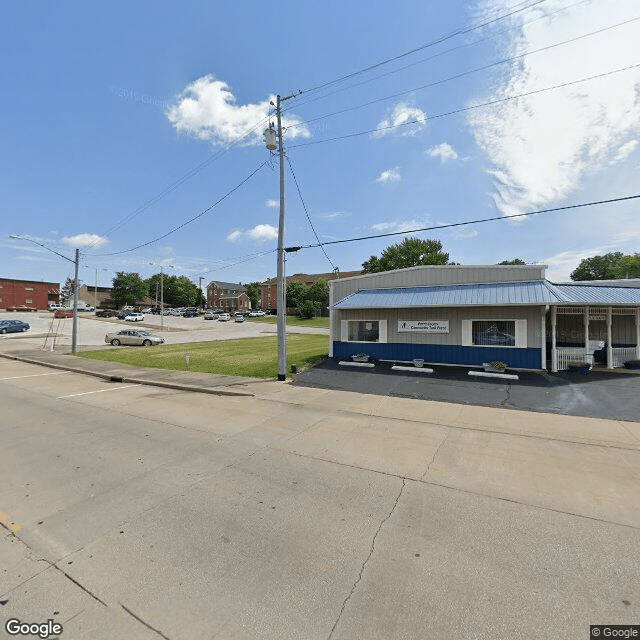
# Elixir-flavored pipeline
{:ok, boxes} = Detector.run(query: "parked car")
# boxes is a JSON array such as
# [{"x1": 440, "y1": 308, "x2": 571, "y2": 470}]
[
  {"x1": 234, "y1": 313, "x2": 245, "y2": 323},
  {"x1": 54, "y1": 309, "x2": 74, "y2": 318},
  {"x1": 95, "y1": 309, "x2": 115, "y2": 318},
  {"x1": 217, "y1": 313, "x2": 231, "y2": 321},
  {"x1": 77, "y1": 304, "x2": 95, "y2": 312},
  {"x1": 184, "y1": 308, "x2": 199, "y2": 317},
  {"x1": 124, "y1": 312, "x2": 145, "y2": 322},
  {"x1": 204, "y1": 310, "x2": 218, "y2": 320},
  {"x1": 248, "y1": 310, "x2": 266, "y2": 317},
  {"x1": 104, "y1": 329, "x2": 164, "y2": 346},
  {"x1": 0, "y1": 319, "x2": 30, "y2": 334},
  {"x1": 116, "y1": 309, "x2": 134, "y2": 319}
]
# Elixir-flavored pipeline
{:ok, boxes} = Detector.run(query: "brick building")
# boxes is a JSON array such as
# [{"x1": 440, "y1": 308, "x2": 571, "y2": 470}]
[
  {"x1": 207, "y1": 281, "x2": 251, "y2": 313},
  {"x1": 260, "y1": 271, "x2": 361, "y2": 312},
  {"x1": 0, "y1": 278, "x2": 60, "y2": 311}
]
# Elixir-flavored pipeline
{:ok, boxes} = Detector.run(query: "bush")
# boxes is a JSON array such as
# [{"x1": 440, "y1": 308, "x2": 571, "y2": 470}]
[{"x1": 297, "y1": 300, "x2": 317, "y2": 320}]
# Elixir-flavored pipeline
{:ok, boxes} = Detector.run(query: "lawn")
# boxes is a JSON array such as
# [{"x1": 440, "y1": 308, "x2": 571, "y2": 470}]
[
  {"x1": 77, "y1": 334, "x2": 329, "y2": 378},
  {"x1": 247, "y1": 315, "x2": 329, "y2": 328}
]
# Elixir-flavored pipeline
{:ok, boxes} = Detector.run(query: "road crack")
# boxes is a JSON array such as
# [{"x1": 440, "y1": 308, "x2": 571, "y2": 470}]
[
  {"x1": 328, "y1": 477, "x2": 405, "y2": 639},
  {"x1": 120, "y1": 603, "x2": 173, "y2": 639}
]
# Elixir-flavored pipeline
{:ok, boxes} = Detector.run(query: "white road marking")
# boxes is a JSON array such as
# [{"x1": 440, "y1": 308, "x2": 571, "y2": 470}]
[
  {"x1": 57, "y1": 384, "x2": 141, "y2": 399},
  {"x1": 0, "y1": 372, "x2": 69, "y2": 380}
]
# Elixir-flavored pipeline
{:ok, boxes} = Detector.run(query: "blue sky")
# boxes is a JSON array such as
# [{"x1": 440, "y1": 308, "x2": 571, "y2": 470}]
[{"x1": 2, "y1": 0, "x2": 639, "y2": 292}]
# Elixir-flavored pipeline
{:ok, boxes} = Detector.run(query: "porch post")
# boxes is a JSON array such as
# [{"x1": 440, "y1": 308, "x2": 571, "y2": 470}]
[
  {"x1": 636, "y1": 308, "x2": 640, "y2": 360},
  {"x1": 551, "y1": 306, "x2": 557, "y2": 372},
  {"x1": 606, "y1": 307, "x2": 613, "y2": 369},
  {"x1": 584, "y1": 308, "x2": 589, "y2": 355},
  {"x1": 540, "y1": 307, "x2": 547, "y2": 370}
]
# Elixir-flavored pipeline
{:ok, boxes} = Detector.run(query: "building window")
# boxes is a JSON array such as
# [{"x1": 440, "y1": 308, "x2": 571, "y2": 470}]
[
  {"x1": 472, "y1": 321, "x2": 515, "y2": 346},
  {"x1": 25, "y1": 287, "x2": 34, "y2": 291},
  {"x1": 25, "y1": 299, "x2": 33, "y2": 304},
  {"x1": 348, "y1": 321, "x2": 380, "y2": 342}
]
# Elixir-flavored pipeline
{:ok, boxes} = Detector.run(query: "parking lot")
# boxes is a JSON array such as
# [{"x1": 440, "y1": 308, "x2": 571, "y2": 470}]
[
  {"x1": 0, "y1": 310, "x2": 327, "y2": 350},
  {"x1": 295, "y1": 359, "x2": 640, "y2": 423}
]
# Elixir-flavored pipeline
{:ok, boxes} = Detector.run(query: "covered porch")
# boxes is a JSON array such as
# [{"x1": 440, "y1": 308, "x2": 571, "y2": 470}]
[{"x1": 549, "y1": 305, "x2": 640, "y2": 371}]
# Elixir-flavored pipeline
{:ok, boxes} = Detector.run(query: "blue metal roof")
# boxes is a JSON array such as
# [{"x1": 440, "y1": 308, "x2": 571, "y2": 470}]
[{"x1": 332, "y1": 280, "x2": 640, "y2": 309}]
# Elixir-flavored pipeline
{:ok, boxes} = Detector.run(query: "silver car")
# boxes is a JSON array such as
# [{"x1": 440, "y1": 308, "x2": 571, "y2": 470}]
[{"x1": 105, "y1": 329, "x2": 165, "y2": 346}]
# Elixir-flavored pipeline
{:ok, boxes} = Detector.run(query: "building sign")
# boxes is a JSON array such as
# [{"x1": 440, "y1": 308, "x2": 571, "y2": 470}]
[{"x1": 398, "y1": 320, "x2": 449, "y2": 333}]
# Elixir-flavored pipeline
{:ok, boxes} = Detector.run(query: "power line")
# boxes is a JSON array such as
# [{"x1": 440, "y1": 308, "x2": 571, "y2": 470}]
[
  {"x1": 86, "y1": 115, "x2": 271, "y2": 249},
  {"x1": 297, "y1": 0, "x2": 548, "y2": 97},
  {"x1": 90, "y1": 161, "x2": 268, "y2": 257},
  {"x1": 286, "y1": 156, "x2": 337, "y2": 271},
  {"x1": 289, "y1": 194, "x2": 640, "y2": 250},
  {"x1": 290, "y1": 0, "x2": 590, "y2": 110},
  {"x1": 289, "y1": 63, "x2": 640, "y2": 149},
  {"x1": 287, "y1": 15, "x2": 640, "y2": 131}
]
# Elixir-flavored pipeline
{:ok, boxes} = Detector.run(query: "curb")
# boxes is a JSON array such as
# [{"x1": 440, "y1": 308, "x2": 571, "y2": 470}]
[{"x1": 0, "y1": 352, "x2": 255, "y2": 398}]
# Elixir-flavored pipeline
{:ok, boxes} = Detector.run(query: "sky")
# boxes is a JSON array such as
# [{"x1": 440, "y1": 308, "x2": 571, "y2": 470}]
[{"x1": 2, "y1": 0, "x2": 639, "y2": 293}]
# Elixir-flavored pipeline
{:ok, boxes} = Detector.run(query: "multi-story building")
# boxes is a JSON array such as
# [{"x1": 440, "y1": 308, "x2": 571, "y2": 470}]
[
  {"x1": 207, "y1": 281, "x2": 251, "y2": 313},
  {"x1": 260, "y1": 271, "x2": 361, "y2": 312},
  {"x1": 0, "y1": 278, "x2": 59, "y2": 310}
]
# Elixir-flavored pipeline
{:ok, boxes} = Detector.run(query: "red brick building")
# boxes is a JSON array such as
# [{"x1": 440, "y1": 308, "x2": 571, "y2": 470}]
[
  {"x1": 260, "y1": 271, "x2": 361, "y2": 312},
  {"x1": 206, "y1": 281, "x2": 251, "y2": 313},
  {"x1": 0, "y1": 278, "x2": 60, "y2": 311}
]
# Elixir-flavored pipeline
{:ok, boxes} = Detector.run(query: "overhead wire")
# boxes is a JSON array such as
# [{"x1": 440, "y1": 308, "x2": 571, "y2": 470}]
[
  {"x1": 286, "y1": 15, "x2": 640, "y2": 131},
  {"x1": 286, "y1": 194, "x2": 640, "y2": 250},
  {"x1": 90, "y1": 161, "x2": 268, "y2": 256},
  {"x1": 285, "y1": 156, "x2": 337, "y2": 271},
  {"x1": 289, "y1": 0, "x2": 590, "y2": 110},
  {"x1": 289, "y1": 62, "x2": 640, "y2": 149},
  {"x1": 296, "y1": 0, "x2": 548, "y2": 98},
  {"x1": 85, "y1": 114, "x2": 271, "y2": 250}
]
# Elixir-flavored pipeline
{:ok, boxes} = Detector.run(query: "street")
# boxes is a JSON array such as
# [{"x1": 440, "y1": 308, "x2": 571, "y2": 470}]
[{"x1": 1, "y1": 356, "x2": 639, "y2": 639}]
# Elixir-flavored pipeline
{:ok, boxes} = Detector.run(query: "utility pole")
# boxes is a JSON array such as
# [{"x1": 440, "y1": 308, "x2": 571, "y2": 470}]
[
  {"x1": 71, "y1": 248, "x2": 80, "y2": 353},
  {"x1": 10, "y1": 235, "x2": 80, "y2": 353},
  {"x1": 266, "y1": 92, "x2": 298, "y2": 381}
]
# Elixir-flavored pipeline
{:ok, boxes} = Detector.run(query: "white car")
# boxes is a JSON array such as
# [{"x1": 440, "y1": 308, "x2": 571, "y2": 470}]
[
  {"x1": 248, "y1": 310, "x2": 266, "y2": 317},
  {"x1": 217, "y1": 313, "x2": 231, "y2": 321},
  {"x1": 234, "y1": 313, "x2": 245, "y2": 323},
  {"x1": 124, "y1": 313, "x2": 144, "y2": 322}
]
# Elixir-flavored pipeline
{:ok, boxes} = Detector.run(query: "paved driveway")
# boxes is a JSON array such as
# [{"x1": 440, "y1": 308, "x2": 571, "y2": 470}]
[{"x1": 295, "y1": 359, "x2": 640, "y2": 422}]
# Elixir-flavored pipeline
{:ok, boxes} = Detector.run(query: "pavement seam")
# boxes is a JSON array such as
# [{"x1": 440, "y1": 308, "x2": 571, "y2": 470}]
[
  {"x1": 420, "y1": 430, "x2": 452, "y2": 481},
  {"x1": 120, "y1": 603, "x2": 173, "y2": 640},
  {"x1": 285, "y1": 450, "x2": 640, "y2": 531},
  {"x1": 328, "y1": 477, "x2": 405, "y2": 640}
]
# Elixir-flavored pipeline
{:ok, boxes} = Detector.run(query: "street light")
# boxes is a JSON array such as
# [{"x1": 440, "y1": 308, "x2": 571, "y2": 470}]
[
  {"x1": 149, "y1": 263, "x2": 174, "y2": 331},
  {"x1": 84, "y1": 266, "x2": 108, "y2": 307},
  {"x1": 9, "y1": 235, "x2": 81, "y2": 353}
]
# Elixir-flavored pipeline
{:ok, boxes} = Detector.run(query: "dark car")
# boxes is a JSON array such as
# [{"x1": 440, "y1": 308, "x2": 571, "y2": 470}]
[
  {"x1": 95, "y1": 309, "x2": 115, "y2": 318},
  {"x1": 116, "y1": 310, "x2": 134, "y2": 320},
  {"x1": 184, "y1": 308, "x2": 199, "y2": 317},
  {"x1": 0, "y1": 319, "x2": 30, "y2": 334}
]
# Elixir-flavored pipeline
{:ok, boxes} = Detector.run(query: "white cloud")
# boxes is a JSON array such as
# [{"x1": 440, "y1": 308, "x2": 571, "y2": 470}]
[
  {"x1": 373, "y1": 102, "x2": 427, "y2": 138},
  {"x1": 427, "y1": 142, "x2": 459, "y2": 162},
  {"x1": 321, "y1": 211, "x2": 348, "y2": 220},
  {"x1": 611, "y1": 139, "x2": 638, "y2": 164},
  {"x1": 266, "y1": 199, "x2": 278, "y2": 208},
  {"x1": 166, "y1": 75, "x2": 311, "y2": 146},
  {"x1": 61, "y1": 233, "x2": 108, "y2": 248},
  {"x1": 376, "y1": 168, "x2": 401, "y2": 183},
  {"x1": 470, "y1": 1, "x2": 640, "y2": 217},
  {"x1": 227, "y1": 224, "x2": 278, "y2": 243},
  {"x1": 371, "y1": 219, "x2": 426, "y2": 233}
]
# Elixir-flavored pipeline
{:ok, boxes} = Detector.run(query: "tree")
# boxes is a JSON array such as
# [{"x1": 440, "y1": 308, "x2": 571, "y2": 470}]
[
  {"x1": 60, "y1": 277, "x2": 76, "y2": 305},
  {"x1": 498, "y1": 258, "x2": 526, "y2": 265},
  {"x1": 111, "y1": 272, "x2": 148, "y2": 308},
  {"x1": 297, "y1": 299, "x2": 317, "y2": 320},
  {"x1": 245, "y1": 282, "x2": 261, "y2": 309},
  {"x1": 570, "y1": 252, "x2": 625, "y2": 281},
  {"x1": 613, "y1": 253, "x2": 640, "y2": 279},
  {"x1": 145, "y1": 274, "x2": 202, "y2": 308},
  {"x1": 286, "y1": 281, "x2": 309, "y2": 309},
  {"x1": 362, "y1": 237, "x2": 449, "y2": 273},
  {"x1": 308, "y1": 279, "x2": 329, "y2": 309}
]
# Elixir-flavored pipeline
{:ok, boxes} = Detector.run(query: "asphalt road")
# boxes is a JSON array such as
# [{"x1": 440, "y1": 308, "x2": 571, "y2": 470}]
[
  {"x1": 1, "y1": 357, "x2": 638, "y2": 639},
  {"x1": 295, "y1": 359, "x2": 640, "y2": 422}
]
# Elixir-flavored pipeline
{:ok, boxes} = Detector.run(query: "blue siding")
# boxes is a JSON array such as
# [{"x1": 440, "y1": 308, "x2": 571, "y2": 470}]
[{"x1": 333, "y1": 342, "x2": 541, "y2": 369}]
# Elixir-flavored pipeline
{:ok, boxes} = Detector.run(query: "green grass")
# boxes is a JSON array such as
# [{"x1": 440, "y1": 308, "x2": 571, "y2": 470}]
[
  {"x1": 77, "y1": 334, "x2": 329, "y2": 378},
  {"x1": 248, "y1": 315, "x2": 329, "y2": 328}
]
